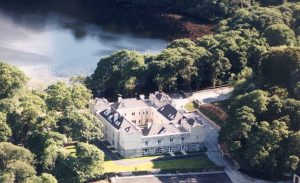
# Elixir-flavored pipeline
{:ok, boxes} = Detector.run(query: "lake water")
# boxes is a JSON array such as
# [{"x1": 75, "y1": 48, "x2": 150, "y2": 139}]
[{"x1": 0, "y1": 2, "x2": 168, "y2": 85}]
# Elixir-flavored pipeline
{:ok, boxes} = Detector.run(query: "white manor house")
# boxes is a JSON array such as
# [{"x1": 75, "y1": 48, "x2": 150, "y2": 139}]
[{"x1": 90, "y1": 92, "x2": 209, "y2": 158}]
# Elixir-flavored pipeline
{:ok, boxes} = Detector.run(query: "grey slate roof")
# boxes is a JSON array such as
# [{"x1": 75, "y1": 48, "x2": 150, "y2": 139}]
[
  {"x1": 99, "y1": 109, "x2": 124, "y2": 130},
  {"x1": 187, "y1": 118, "x2": 195, "y2": 126},
  {"x1": 156, "y1": 93, "x2": 163, "y2": 100},
  {"x1": 157, "y1": 104, "x2": 178, "y2": 121}
]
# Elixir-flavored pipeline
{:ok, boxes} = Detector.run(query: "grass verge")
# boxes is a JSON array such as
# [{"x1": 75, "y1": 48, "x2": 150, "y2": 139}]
[{"x1": 184, "y1": 102, "x2": 197, "y2": 112}]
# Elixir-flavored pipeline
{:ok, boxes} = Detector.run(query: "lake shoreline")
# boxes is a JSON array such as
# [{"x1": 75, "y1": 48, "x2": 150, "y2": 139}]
[
  {"x1": 155, "y1": 13, "x2": 215, "y2": 41},
  {"x1": 0, "y1": 0, "x2": 215, "y2": 87}
]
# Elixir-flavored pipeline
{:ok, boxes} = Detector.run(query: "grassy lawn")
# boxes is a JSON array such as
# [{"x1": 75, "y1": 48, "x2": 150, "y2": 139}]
[
  {"x1": 184, "y1": 102, "x2": 197, "y2": 112},
  {"x1": 101, "y1": 156, "x2": 215, "y2": 173}
]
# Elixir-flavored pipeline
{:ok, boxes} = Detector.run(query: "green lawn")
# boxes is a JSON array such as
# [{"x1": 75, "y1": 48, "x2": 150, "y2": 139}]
[
  {"x1": 184, "y1": 102, "x2": 197, "y2": 112},
  {"x1": 101, "y1": 156, "x2": 216, "y2": 173}
]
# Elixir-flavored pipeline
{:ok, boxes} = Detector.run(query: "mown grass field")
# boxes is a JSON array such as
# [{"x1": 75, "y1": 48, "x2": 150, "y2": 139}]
[{"x1": 101, "y1": 156, "x2": 216, "y2": 173}]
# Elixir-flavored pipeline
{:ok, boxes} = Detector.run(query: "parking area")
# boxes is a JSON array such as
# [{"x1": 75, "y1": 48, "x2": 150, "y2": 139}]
[
  {"x1": 189, "y1": 87, "x2": 233, "y2": 104},
  {"x1": 111, "y1": 172, "x2": 232, "y2": 183}
]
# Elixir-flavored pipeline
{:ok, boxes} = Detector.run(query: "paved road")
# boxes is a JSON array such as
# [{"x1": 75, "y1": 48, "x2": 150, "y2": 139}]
[
  {"x1": 111, "y1": 172, "x2": 232, "y2": 183},
  {"x1": 188, "y1": 87, "x2": 233, "y2": 104},
  {"x1": 171, "y1": 87, "x2": 233, "y2": 109}
]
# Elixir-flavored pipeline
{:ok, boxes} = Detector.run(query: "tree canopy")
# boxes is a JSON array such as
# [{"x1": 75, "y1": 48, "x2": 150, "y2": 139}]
[
  {"x1": 220, "y1": 46, "x2": 300, "y2": 177},
  {"x1": 0, "y1": 62, "x2": 27, "y2": 99}
]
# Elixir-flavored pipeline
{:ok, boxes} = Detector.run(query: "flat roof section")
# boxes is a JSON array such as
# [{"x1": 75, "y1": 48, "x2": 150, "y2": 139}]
[{"x1": 111, "y1": 98, "x2": 148, "y2": 110}]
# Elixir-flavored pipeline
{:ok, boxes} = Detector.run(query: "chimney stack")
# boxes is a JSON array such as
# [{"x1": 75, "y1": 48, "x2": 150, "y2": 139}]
[
  {"x1": 117, "y1": 94, "x2": 123, "y2": 103},
  {"x1": 139, "y1": 94, "x2": 145, "y2": 100},
  {"x1": 147, "y1": 121, "x2": 153, "y2": 129}
]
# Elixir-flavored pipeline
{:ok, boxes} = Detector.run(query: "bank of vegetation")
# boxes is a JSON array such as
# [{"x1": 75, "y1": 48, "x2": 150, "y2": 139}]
[
  {"x1": 0, "y1": 62, "x2": 105, "y2": 183},
  {"x1": 87, "y1": 1, "x2": 300, "y2": 98}
]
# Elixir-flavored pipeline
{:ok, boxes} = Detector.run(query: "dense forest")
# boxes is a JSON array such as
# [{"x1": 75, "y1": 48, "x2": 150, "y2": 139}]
[
  {"x1": 1, "y1": 0, "x2": 300, "y2": 182},
  {"x1": 0, "y1": 63, "x2": 104, "y2": 182},
  {"x1": 219, "y1": 47, "x2": 300, "y2": 178}
]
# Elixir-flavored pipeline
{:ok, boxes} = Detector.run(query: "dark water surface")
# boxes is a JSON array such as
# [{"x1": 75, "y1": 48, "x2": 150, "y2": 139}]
[{"x1": 0, "y1": 1, "x2": 168, "y2": 85}]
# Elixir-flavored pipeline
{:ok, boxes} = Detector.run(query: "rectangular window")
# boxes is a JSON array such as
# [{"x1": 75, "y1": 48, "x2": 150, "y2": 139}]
[
  {"x1": 170, "y1": 139, "x2": 173, "y2": 143},
  {"x1": 155, "y1": 148, "x2": 162, "y2": 154},
  {"x1": 145, "y1": 141, "x2": 148, "y2": 145},
  {"x1": 182, "y1": 137, "x2": 184, "y2": 141},
  {"x1": 132, "y1": 120, "x2": 136, "y2": 123},
  {"x1": 132, "y1": 112, "x2": 135, "y2": 116},
  {"x1": 146, "y1": 111, "x2": 148, "y2": 114},
  {"x1": 139, "y1": 120, "x2": 141, "y2": 124},
  {"x1": 158, "y1": 140, "x2": 161, "y2": 144},
  {"x1": 167, "y1": 147, "x2": 174, "y2": 153}
]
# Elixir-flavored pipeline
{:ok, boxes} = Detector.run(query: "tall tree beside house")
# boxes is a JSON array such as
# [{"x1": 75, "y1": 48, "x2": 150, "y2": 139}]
[
  {"x1": 53, "y1": 143, "x2": 104, "y2": 183},
  {"x1": 85, "y1": 50, "x2": 145, "y2": 97},
  {"x1": 57, "y1": 107, "x2": 103, "y2": 142}
]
